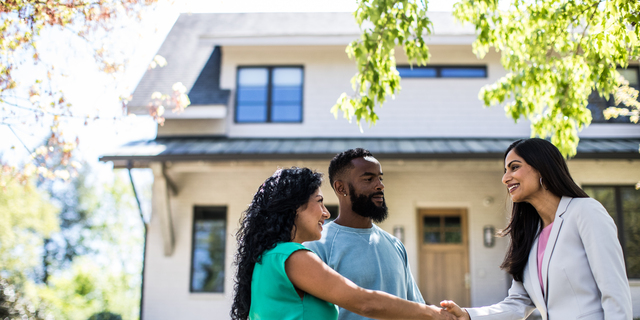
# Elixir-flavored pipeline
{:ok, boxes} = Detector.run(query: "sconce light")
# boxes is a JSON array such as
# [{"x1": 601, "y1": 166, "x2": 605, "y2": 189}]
[
  {"x1": 483, "y1": 225, "x2": 495, "y2": 248},
  {"x1": 393, "y1": 226, "x2": 405, "y2": 243}
]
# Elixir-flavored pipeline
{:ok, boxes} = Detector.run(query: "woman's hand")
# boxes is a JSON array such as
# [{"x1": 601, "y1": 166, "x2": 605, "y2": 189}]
[{"x1": 440, "y1": 300, "x2": 470, "y2": 320}]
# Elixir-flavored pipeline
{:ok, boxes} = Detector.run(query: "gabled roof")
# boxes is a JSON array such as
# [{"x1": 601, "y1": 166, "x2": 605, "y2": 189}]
[
  {"x1": 128, "y1": 12, "x2": 475, "y2": 113},
  {"x1": 100, "y1": 137, "x2": 640, "y2": 167},
  {"x1": 187, "y1": 46, "x2": 230, "y2": 106}
]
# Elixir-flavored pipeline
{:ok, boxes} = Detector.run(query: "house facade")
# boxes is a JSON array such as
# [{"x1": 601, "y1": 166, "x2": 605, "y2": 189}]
[{"x1": 100, "y1": 12, "x2": 640, "y2": 319}]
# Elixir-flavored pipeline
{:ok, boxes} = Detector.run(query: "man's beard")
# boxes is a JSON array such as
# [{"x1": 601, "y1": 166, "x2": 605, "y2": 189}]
[{"x1": 349, "y1": 184, "x2": 388, "y2": 223}]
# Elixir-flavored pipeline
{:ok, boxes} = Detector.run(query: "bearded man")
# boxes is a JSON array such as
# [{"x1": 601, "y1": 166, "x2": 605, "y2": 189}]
[{"x1": 305, "y1": 148, "x2": 425, "y2": 320}]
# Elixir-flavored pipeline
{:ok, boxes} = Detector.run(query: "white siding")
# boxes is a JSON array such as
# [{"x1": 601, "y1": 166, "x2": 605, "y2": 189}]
[{"x1": 220, "y1": 45, "x2": 640, "y2": 139}]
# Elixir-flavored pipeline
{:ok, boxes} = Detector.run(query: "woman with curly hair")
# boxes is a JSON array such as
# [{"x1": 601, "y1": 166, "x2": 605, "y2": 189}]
[{"x1": 231, "y1": 167, "x2": 453, "y2": 320}]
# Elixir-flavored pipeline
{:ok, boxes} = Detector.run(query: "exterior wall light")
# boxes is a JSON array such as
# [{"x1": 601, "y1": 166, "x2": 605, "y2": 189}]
[
  {"x1": 393, "y1": 225, "x2": 405, "y2": 243},
  {"x1": 483, "y1": 225, "x2": 495, "y2": 248}
]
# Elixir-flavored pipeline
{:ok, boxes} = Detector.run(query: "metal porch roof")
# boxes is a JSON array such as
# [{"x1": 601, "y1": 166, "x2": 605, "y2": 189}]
[{"x1": 100, "y1": 137, "x2": 640, "y2": 165}]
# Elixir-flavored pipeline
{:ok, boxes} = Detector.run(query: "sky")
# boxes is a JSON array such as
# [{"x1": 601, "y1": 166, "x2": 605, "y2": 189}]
[
  {"x1": 180, "y1": 0, "x2": 457, "y2": 13},
  {"x1": 0, "y1": 0, "x2": 459, "y2": 174}
]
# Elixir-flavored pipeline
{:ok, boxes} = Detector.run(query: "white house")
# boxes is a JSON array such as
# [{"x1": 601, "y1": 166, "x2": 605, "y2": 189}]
[{"x1": 100, "y1": 12, "x2": 640, "y2": 319}]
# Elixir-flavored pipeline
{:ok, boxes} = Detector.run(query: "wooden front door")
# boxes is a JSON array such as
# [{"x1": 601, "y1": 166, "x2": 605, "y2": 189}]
[{"x1": 417, "y1": 209, "x2": 470, "y2": 306}]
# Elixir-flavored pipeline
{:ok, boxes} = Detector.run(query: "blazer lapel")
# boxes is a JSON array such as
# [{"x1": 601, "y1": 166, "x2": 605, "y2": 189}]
[
  {"x1": 541, "y1": 196, "x2": 572, "y2": 303},
  {"x1": 527, "y1": 235, "x2": 546, "y2": 314}
]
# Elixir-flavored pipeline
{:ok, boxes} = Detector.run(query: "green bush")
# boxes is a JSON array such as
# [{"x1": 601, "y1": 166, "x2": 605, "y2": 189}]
[{"x1": 88, "y1": 311, "x2": 123, "y2": 320}]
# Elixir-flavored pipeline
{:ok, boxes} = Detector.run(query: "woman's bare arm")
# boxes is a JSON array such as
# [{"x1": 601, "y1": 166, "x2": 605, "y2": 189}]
[{"x1": 285, "y1": 250, "x2": 455, "y2": 320}]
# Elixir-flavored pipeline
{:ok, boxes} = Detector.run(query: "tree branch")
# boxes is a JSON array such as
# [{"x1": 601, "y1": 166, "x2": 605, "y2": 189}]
[
  {"x1": 573, "y1": 0, "x2": 601, "y2": 57},
  {"x1": 5, "y1": 123, "x2": 34, "y2": 155},
  {"x1": 1, "y1": 101, "x2": 84, "y2": 120}
]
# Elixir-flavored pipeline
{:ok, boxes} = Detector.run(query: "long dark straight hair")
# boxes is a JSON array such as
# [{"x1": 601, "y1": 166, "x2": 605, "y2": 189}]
[
  {"x1": 230, "y1": 167, "x2": 323, "y2": 320},
  {"x1": 500, "y1": 138, "x2": 588, "y2": 282}
]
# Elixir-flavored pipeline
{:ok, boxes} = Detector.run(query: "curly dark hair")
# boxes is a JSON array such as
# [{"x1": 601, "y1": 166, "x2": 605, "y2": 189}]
[
  {"x1": 328, "y1": 148, "x2": 374, "y2": 189},
  {"x1": 230, "y1": 167, "x2": 323, "y2": 320}
]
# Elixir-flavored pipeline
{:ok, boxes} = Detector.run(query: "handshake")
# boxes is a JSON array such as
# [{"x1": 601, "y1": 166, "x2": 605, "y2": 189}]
[{"x1": 432, "y1": 300, "x2": 469, "y2": 320}]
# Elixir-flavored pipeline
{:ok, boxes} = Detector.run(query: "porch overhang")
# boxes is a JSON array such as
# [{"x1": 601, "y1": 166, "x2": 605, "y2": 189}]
[
  {"x1": 100, "y1": 137, "x2": 640, "y2": 168},
  {"x1": 101, "y1": 136, "x2": 640, "y2": 257}
]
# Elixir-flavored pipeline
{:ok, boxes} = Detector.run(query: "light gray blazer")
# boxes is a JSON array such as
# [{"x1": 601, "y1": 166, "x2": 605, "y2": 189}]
[{"x1": 466, "y1": 196, "x2": 632, "y2": 320}]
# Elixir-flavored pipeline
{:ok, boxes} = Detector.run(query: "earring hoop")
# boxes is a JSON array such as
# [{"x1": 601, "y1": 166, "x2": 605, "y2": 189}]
[{"x1": 539, "y1": 177, "x2": 543, "y2": 188}]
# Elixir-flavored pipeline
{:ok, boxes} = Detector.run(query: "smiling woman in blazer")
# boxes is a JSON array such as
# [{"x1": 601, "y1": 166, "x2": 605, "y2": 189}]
[{"x1": 441, "y1": 138, "x2": 632, "y2": 320}]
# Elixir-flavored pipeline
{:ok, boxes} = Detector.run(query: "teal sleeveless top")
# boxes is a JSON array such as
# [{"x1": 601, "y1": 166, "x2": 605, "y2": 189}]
[{"x1": 249, "y1": 242, "x2": 338, "y2": 320}]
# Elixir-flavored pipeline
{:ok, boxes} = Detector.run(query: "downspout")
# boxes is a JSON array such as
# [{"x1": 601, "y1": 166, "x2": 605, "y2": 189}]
[{"x1": 128, "y1": 161, "x2": 147, "y2": 320}]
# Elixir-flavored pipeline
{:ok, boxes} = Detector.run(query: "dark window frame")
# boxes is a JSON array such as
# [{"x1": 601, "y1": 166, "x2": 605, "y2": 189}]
[
  {"x1": 396, "y1": 65, "x2": 488, "y2": 78},
  {"x1": 189, "y1": 206, "x2": 227, "y2": 293},
  {"x1": 234, "y1": 65, "x2": 305, "y2": 124},
  {"x1": 588, "y1": 65, "x2": 640, "y2": 124},
  {"x1": 583, "y1": 185, "x2": 640, "y2": 279}
]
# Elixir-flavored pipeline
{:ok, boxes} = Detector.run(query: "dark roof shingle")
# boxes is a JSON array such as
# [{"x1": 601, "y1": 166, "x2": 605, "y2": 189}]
[{"x1": 100, "y1": 137, "x2": 640, "y2": 164}]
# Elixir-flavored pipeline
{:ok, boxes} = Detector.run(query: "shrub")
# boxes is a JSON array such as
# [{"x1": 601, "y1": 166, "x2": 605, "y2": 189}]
[{"x1": 88, "y1": 311, "x2": 123, "y2": 320}]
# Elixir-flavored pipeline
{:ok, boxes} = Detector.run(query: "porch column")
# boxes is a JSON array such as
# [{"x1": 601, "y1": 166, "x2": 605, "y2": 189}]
[{"x1": 150, "y1": 162, "x2": 175, "y2": 256}]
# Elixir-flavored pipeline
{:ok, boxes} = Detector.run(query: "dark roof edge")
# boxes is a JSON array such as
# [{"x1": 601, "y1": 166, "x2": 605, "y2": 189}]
[
  {"x1": 147, "y1": 136, "x2": 640, "y2": 141},
  {"x1": 99, "y1": 151, "x2": 640, "y2": 163},
  {"x1": 150, "y1": 136, "x2": 524, "y2": 141}
]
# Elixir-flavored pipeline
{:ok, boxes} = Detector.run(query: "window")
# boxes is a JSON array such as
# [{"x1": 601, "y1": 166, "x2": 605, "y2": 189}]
[
  {"x1": 583, "y1": 186, "x2": 640, "y2": 278},
  {"x1": 587, "y1": 66, "x2": 639, "y2": 123},
  {"x1": 397, "y1": 65, "x2": 487, "y2": 78},
  {"x1": 422, "y1": 215, "x2": 463, "y2": 244},
  {"x1": 190, "y1": 206, "x2": 227, "y2": 292},
  {"x1": 235, "y1": 66, "x2": 303, "y2": 123}
]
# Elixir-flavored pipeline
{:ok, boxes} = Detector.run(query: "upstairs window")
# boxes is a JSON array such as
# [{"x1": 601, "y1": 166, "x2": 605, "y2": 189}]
[
  {"x1": 235, "y1": 66, "x2": 303, "y2": 123},
  {"x1": 190, "y1": 206, "x2": 227, "y2": 293},
  {"x1": 587, "y1": 66, "x2": 639, "y2": 123},
  {"x1": 618, "y1": 67, "x2": 639, "y2": 86},
  {"x1": 397, "y1": 65, "x2": 487, "y2": 78}
]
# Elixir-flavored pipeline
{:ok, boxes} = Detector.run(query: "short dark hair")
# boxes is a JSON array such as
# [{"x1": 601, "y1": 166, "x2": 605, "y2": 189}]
[{"x1": 328, "y1": 148, "x2": 374, "y2": 189}]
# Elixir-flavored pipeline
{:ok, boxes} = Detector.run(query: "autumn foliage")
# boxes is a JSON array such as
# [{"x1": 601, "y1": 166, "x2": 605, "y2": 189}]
[{"x1": 0, "y1": 0, "x2": 191, "y2": 182}]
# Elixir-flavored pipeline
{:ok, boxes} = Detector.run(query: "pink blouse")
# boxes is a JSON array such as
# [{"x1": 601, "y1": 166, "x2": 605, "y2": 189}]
[{"x1": 537, "y1": 222, "x2": 554, "y2": 296}]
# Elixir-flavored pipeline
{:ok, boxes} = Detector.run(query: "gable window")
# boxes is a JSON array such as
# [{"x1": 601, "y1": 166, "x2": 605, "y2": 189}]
[
  {"x1": 397, "y1": 65, "x2": 487, "y2": 78},
  {"x1": 583, "y1": 186, "x2": 640, "y2": 278},
  {"x1": 190, "y1": 206, "x2": 227, "y2": 293},
  {"x1": 235, "y1": 66, "x2": 303, "y2": 123},
  {"x1": 587, "y1": 66, "x2": 639, "y2": 123}
]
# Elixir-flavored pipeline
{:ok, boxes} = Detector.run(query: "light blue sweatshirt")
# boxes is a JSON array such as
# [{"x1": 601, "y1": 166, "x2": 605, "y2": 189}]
[{"x1": 305, "y1": 221, "x2": 424, "y2": 320}]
